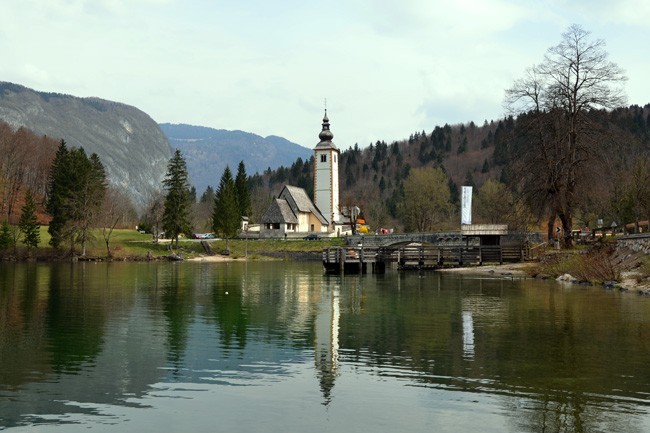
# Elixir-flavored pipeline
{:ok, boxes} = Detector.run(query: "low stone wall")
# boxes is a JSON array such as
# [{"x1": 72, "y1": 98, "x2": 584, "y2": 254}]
[{"x1": 617, "y1": 233, "x2": 650, "y2": 254}]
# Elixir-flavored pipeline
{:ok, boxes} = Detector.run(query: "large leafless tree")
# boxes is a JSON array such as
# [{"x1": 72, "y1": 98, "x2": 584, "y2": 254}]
[{"x1": 505, "y1": 24, "x2": 627, "y2": 246}]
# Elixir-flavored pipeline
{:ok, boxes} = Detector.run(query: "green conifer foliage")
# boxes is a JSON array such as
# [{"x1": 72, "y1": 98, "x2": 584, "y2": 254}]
[
  {"x1": 162, "y1": 149, "x2": 193, "y2": 247},
  {"x1": 213, "y1": 165, "x2": 240, "y2": 253},
  {"x1": 19, "y1": 189, "x2": 40, "y2": 249},
  {"x1": 0, "y1": 220, "x2": 11, "y2": 250},
  {"x1": 235, "y1": 161, "x2": 251, "y2": 219},
  {"x1": 46, "y1": 140, "x2": 70, "y2": 248},
  {"x1": 74, "y1": 151, "x2": 107, "y2": 256},
  {"x1": 45, "y1": 140, "x2": 107, "y2": 255}
]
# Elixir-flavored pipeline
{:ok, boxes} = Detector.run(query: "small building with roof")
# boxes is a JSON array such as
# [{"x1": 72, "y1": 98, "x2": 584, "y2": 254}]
[{"x1": 260, "y1": 185, "x2": 329, "y2": 238}]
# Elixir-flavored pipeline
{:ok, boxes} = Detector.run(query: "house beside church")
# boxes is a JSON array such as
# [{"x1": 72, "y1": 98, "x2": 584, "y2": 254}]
[{"x1": 260, "y1": 110, "x2": 344, "y2": 238}]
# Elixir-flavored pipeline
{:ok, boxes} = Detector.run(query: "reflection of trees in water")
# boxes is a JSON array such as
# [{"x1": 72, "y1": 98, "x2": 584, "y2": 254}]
[
  {"x1": 503, "y1": 389, "x2": 646, "y2": 433},
  {"x1": 0, "y1": 262, "x2": 170, "y2": 429},
  {"x1": 4, "y1": 262, "x2": 649, "y2": 430},
  {"x1": 46, "y1": 263, "x2": 105, "y2": 373},
  {"x1": 336, "y1": 273, "x2": 650, "y2": 432},
  {"x1": 210, "y1": 265, "x2": 249, "y2": 350},
  {"x1": 160, "y1": 264, "x2": 195, "y2": 374},
  {"x1": 0, "y1": 264, "x2": 51, "y2": 389}
]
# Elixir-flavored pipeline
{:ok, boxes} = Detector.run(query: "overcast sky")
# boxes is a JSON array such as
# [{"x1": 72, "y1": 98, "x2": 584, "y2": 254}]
[{"x1": 2, "y1": 0, "x2": 649, "y2": 150}]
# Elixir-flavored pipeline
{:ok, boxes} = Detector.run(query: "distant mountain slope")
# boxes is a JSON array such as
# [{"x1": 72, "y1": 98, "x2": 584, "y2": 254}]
[
  {"x1": 0, "y1": 82, "x2": 172, "y2": 209},
  {"x1": 160, "y1": 123, "x2": 312, "y2": 194}
]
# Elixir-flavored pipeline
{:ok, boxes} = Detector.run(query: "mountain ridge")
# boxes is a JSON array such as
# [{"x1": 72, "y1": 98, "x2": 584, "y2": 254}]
[
  {"x1": 159, "y1": 123, "x2": 312, "y2": 195},
  {"x1": 0, "y1": 81, "x2": 173, "y2": 210}
]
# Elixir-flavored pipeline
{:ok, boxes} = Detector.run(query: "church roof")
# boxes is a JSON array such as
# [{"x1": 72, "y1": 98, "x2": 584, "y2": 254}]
[
  {"x1": 261, "y1": 198, "x2": 298, "y2": 224},
  {"x1": 314, "y1": 109, "x2": 338, "y2": 151},
  {"x1": 280, "y1": 185, "x2": 329, "y2": 225}
]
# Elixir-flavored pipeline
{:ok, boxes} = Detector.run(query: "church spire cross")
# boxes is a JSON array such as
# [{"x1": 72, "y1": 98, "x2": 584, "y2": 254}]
[{"x1": 319, "y1": 108, "x2": 333, "y2": 142}]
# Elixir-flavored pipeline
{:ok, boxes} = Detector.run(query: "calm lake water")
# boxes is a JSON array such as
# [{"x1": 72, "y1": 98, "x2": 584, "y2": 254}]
[{"x1": 1, "y1": 261, "x2": 649, "y2": 433}]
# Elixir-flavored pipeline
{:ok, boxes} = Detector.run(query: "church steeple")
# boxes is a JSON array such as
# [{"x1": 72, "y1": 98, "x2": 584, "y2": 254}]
[
  {"x1": 315, "y1": 109, "x2": 337, "y2": 150},
  {"x1": 313, "y1": 109, "x2": 341, "y2": 227}
]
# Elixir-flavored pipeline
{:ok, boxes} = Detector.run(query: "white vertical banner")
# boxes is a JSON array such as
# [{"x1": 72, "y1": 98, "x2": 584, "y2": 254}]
[{"x1": 461, "y1": 186, "x2": 472, "y2": 225}]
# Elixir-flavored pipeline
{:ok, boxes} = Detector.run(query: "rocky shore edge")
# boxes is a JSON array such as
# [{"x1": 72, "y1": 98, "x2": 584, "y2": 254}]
[{"x1": 439, "y1": 261, "x2": 650, "y2": 296}]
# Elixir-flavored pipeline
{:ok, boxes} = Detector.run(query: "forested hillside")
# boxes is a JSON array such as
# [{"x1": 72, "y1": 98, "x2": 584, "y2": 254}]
[{"x1": 248, "y1": 104, "x2": 650, "y2": 235}]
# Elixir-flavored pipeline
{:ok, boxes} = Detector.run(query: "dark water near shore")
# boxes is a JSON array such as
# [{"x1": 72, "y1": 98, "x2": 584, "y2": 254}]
[{"x1": 1, "y1": 261, "x2": 649, "y2": 432}]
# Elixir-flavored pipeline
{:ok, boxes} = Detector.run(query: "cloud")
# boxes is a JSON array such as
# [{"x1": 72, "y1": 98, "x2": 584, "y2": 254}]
[{"x1": 1, "y1": 0, "x2": 649, "y2": 151}]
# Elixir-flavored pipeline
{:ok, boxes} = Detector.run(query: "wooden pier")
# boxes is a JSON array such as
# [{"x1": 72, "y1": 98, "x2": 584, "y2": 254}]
[{"x1": 322, "y1": 244, "x2": 527, "y2": 274}]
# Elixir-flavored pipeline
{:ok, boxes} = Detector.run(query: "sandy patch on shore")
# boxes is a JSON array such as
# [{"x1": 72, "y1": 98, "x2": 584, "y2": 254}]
[
  {"x1": 186, "y1": 255, "x2": 245, "y2": 262},
  {"x1": 436, "y1": 262, "x2": 534, "y2": 277}
]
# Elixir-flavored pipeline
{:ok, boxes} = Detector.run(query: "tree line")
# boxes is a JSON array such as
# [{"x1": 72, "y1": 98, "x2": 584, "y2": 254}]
[
  {"x1": 248, "y1": 25, "x2": 650, "y2": 244},
  {"x1": 140, "y1": 150, "x2": 252, "y2": 253}
]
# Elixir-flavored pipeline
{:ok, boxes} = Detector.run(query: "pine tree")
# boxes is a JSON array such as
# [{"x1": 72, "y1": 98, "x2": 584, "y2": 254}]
[
  {"x1": 19, "y1": 189, "x2": 40, "y2": 249},
  {"x1": 46, "y1": 140, "x2": 70, "y2": 248},
  {"x1": 235, "y1": 161, "x2": 251, "y2": 219},
  {"x1": 45, "y1": 141, "x2": 107, "y2": 255},
  {"x1": 73, "y1": 151, "x2": 107, "y2": 256},
  {"x1": 213, "y1": 166, "x2": 240, "y2": 254},
  {"x1": 162, "y1": 149, "x2": 193, "y2": 248},
  {"x1": 0, "y1": 220, "x2": 11, "y2": 250}
]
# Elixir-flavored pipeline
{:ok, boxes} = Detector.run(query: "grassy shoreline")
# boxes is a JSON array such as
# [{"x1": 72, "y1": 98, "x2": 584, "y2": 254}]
[
  {"x1": 0, "y1": 227, "x2": 345, "y2": 261},
  {"x1": 4, "y1": 228, "x2": 649, "y2": 293}
]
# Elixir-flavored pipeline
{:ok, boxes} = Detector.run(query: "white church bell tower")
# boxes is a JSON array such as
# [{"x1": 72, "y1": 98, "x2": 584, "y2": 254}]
[{"x1": 313, "y1": 109, "x2": 340, "y2": 227}]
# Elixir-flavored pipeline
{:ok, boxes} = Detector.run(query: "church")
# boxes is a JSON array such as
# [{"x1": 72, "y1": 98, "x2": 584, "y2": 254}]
[{"x1": 259, "y1": 110, "x2": 345, "y2": 238}]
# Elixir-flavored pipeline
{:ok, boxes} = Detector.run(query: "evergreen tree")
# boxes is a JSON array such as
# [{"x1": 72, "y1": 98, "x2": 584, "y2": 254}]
[
  {"x1": 46, "y1": 143, "x2": 107, "y2": 255},
  {"x1": 162, "y1": 149, "x2": 193, "y2": 248},
  {"x1": 200, "y1": 186, "x2": 215, "y2": 204},
  {"x1": 457, "y1": 136, "x2": 468, "y2": 154},
  {"x1": 0, "y1": 220, "x2": 11, "y2": 250},
  {"x1": 212, "y1": 166, "x2": 240, "y2": 254},
  {"x1": 464, "y1": 171, "x2": 475, "y2": 188},
  {"x1": 379, "y1": 176, "x2": 386, "y2": 193},
  {"x1": 19, "y1": 189, "x2": 40, "y2": 249},
  {"x1": 73, "y1": 151, "x2": 107, "y2": 256},
  {"x1": 235, "y1": 161, "x2": 252, "y2": 218},
  {"x1": 46, "y1": 140, "x2": 70, "y2": 248}
]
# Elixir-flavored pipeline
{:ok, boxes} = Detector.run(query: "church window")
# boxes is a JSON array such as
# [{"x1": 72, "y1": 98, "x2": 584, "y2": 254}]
[
  {"x1": 334, "y1": 154, "x2": 337, "y2": 163},
  {"x1": 320, "y1": 154, "x2": 327, "y2": 163}
]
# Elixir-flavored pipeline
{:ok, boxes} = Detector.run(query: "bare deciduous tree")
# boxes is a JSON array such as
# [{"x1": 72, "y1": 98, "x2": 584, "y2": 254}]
[
  {"x1": 143, "y1": 190, "x2": 165, "y2": 244},
  {"x1": 101, "y1": 187, "x2": 136, "y2": 257},
  {"x1": 505, "y1": 24, "x2": 627, "y2": 246}
]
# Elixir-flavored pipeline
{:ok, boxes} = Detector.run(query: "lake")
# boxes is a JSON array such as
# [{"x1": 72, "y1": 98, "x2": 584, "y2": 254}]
[{"x1": 1, "y1": 261, "x2": 649, "y2": 432}]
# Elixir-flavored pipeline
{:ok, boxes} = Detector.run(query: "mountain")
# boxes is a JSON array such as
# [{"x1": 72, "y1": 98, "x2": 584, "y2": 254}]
[
  {"x1": 0, "y1": 82, "x2": 172, "y2": 209},
  {"x1": 160, "y1": 123, "x2": 312, "y2": 194}
]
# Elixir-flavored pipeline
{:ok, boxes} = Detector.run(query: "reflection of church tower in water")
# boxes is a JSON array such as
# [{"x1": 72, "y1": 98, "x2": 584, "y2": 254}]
[
  {"x1": 313, "y1": 110, "x2": 341, "y2": 228},
  {"x1": 314, "y1": 286, "x2": 340, "y2": 405}
]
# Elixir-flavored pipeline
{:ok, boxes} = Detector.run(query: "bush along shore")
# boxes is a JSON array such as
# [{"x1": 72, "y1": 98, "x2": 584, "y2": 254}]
[{"x1": 513, "y1": 243, "x2": 650, "y2": 296}]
